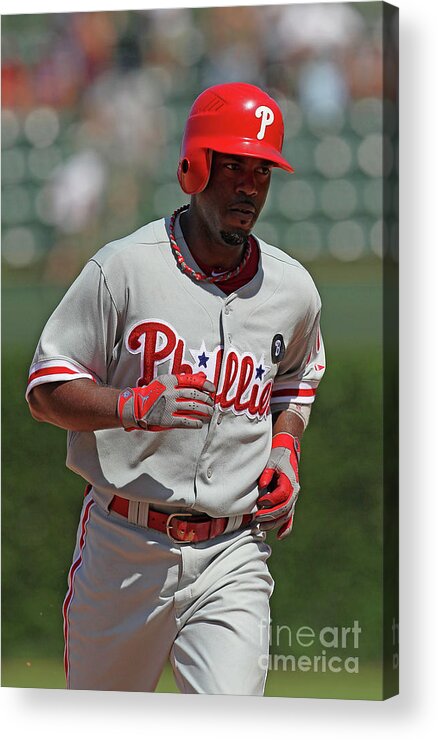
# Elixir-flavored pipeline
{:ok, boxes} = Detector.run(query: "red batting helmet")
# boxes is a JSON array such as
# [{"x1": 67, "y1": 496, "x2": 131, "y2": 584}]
[{"x1": 177, "y1": 82, "x2": 294, "y2": 195}]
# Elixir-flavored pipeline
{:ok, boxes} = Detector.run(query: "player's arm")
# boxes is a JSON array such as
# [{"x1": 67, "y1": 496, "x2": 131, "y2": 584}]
[
  {"x1": 272, "y1": 406, "x2": 308, "y2": 439},
  {"x1": 256, "y1": 296, "x2": 325, "y2": 539},
  {"x1": 253, "y1": 407, "x2": 308, "y2": 539},
  {"x1": 28, "y1": 379, "x2": 120, "y2": 431},
  {"x1": 28, "y1": 372, "x2": 216, "y2": 433}
]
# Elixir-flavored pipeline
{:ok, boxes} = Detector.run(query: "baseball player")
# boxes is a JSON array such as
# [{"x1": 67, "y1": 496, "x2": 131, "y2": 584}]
[{"x1": 26, "y1": 82, "x2": 325, "y2": 695}]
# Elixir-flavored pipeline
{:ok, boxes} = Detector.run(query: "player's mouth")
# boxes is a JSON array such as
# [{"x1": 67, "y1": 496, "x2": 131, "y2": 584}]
[{"x1": 228, "y1": 203, "x2": 257, "y2": 226}]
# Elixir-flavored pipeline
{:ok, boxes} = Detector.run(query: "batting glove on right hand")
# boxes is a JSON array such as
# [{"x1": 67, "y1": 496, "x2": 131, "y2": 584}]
[
  {"x1": 118, "y1": 372, "x2": 216, "y2": 431},
  {"x1": 255, "y1": 433, "x2": 301, "y2": 540}
]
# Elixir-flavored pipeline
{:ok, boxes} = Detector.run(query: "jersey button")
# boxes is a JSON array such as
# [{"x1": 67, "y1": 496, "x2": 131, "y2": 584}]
[
  {"x1": 224, "y1": 306, "x2": 230, "y2": 315},
  {"x1": 207, "y1": 468, "x2": 212, "y2": 479},
  {"x1": 217, "y1": 414, "x2": 223, "y2": 425}
]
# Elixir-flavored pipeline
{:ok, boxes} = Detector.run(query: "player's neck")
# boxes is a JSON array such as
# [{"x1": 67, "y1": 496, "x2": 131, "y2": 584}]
[{"x1": 179, "y1": 207, "x2": 246, "y2": 273}]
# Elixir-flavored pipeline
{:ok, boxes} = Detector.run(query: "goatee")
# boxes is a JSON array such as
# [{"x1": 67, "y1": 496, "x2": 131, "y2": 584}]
[{"x1": 220, "y1": 231, "x2": 248, "y2": 247}]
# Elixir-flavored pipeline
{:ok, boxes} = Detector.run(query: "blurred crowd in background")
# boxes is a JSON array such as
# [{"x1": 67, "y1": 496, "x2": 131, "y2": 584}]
[{"x1": 2, "y1": 2, "x2": 398, "y2": 284}]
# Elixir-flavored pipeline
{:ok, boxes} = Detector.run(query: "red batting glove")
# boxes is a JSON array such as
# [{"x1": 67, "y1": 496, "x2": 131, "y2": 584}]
[
  {"x1": 118, "y1": 372, "x2": 216, "y2": 431},
  {"x1": 255, "y1": 432, "x2": 301, "y2": 540}
]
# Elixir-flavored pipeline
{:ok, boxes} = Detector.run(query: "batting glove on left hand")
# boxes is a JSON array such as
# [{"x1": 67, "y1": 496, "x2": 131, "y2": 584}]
[{"x1": 255, "y1": 433, "x2": 301, "y2": 540}]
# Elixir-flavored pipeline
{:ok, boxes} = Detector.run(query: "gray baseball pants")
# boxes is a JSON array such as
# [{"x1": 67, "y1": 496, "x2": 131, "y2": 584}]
[{"x1": 63, "y1": 491, "x2": 274, "y2": 695}]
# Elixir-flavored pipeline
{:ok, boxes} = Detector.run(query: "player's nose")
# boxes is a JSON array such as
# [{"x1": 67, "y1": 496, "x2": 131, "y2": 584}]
[{"x1": 236, "y1": 170, "x2": 258, "y2": 197}]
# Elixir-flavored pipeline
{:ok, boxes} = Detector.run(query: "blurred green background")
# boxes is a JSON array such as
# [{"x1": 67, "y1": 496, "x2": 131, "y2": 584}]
[{"x1": 1, "y1": 3, "x2": 398, "y2": 699}]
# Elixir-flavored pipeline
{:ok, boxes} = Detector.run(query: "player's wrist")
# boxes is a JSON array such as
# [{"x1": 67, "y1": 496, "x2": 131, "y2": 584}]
[{"x1": 118, "y1": 387, "x2": 141, "y2": 431}]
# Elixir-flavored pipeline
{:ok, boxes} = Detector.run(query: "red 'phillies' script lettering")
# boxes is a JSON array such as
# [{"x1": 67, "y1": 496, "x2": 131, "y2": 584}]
[
  {"x1": 234, "y1": 355, "x2": 255, "y2": 412},
  {"x1": 126, "y1": 320, "x2": 273, "y2": 420},
  {"x1": 171, "y1": 339, "x2": 193, "y2": 376},
  {"x1": 216, "y1": 351, "x2": 239, "y2": 409},
  {"x1": 257, "y1": 382, "x2": 273, "y2": 417},
  {"x1": 127, "y1": 321, "x2": 177, "y2": 386}
]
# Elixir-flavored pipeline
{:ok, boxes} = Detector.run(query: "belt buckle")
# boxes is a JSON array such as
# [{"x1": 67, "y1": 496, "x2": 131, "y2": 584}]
[{"x1": 165, "y1": 512, "x2": 194, "y2": 543}]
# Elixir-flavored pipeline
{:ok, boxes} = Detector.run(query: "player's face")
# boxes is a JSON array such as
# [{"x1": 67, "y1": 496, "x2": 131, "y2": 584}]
[{"x1": 195, "y1": 152, "x2": 273, "y2": 248}]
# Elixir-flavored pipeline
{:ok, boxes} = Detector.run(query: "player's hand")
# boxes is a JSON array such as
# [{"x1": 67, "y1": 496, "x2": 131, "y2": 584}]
[
  {"x1": 255, "y1": 433, "x2": 301, "y2": 540},
  {"x1": 118, "y1": 372, "x2": 216, "y2": 431}
]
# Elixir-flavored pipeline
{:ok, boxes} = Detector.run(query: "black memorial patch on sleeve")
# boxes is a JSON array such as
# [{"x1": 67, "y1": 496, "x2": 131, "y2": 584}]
[{"x1": 271, "y1": 333, "x2": 285, "y2": 363}]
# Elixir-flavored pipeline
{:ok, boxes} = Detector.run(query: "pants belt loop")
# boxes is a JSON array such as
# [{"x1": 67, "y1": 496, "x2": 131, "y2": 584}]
[
  {"x1": 128, "y1": 500, "x2": 140, "y2": 525},
  {"x1": 138, "y1": 501, "x2": 150, "y2": 528},
  {"x1": 224, "y1": 515, "x2": 243, "y2": 534}
]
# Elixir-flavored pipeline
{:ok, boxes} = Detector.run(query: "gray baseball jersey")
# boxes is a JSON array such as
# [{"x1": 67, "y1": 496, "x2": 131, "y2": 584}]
[
  {"x1": 26, "y1": 214, "x2": 325, "y2": 519},
  {"x1": 27, "y1": 213, "x2": 325, "y2": 694}
]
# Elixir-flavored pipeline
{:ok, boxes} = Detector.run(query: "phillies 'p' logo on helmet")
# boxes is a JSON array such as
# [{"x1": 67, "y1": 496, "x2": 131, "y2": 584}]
[{"x1": 177, "y1": 82, "x2": 294, "y2": 195}]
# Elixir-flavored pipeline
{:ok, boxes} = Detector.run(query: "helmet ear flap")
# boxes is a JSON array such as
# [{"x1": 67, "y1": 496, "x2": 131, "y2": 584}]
[{"x1": 177, "y1": 149, "x2": 212, "y2": 194}]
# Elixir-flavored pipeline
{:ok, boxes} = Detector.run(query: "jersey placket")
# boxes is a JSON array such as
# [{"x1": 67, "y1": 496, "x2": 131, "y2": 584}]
[{"x1": 193, "y1": 294, "x2": 237, "y2": 501}]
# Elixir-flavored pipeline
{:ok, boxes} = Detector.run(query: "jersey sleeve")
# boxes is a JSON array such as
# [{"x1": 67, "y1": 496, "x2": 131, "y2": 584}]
[
  {"x1": 271, "y1": 306, "x2": 326, "y2": 413},
  {"x1": 26, "y1": 259, "x2": 120, "y2": 400}
]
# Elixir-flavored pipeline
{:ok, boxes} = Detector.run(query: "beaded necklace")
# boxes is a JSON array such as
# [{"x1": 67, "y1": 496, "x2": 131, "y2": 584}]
[{"x1": 168, "y1": 204, "x2": 252, "y2": 284}]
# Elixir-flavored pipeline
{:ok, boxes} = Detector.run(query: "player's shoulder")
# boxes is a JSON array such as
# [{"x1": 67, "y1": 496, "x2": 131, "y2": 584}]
[
  {"x1": 256, "y1": 235, "x2": 320, "y2": 298},
  {"x1": 90, "y1": 218, "x2": 168, "y2": 270},
  {"x1": 257, "y1": 235, "x2": 309, "y2": 273}
]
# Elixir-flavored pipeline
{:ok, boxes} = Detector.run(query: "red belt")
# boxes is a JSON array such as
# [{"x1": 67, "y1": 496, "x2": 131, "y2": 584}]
[{"x1": 109, "y1": 494, "x2": 253, "y2": 543}]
